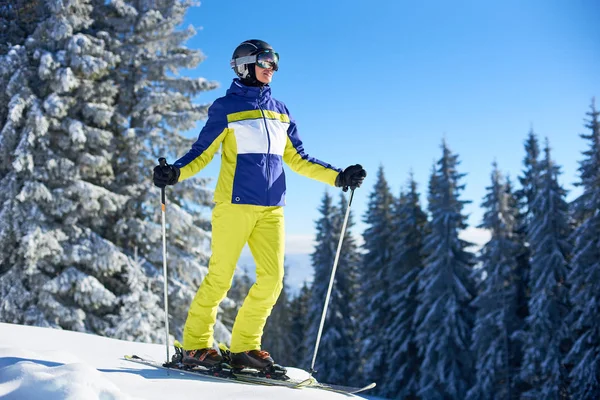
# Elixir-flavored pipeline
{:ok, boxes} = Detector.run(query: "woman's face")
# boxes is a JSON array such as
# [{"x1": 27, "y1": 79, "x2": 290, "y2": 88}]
[{"x1": 255, "y1": 64, "x2": 274, "y2": 84}]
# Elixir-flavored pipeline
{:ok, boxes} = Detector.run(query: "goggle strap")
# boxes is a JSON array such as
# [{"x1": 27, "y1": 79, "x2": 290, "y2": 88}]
[{"x1": 230, "y1": 55, "x2": 257, "y2": 68}]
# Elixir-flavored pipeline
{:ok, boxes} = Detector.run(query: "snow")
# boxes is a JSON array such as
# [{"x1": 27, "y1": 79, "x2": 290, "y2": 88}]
[{"x1": 0, "y1": 322, "x2": 366, "y2": 399}]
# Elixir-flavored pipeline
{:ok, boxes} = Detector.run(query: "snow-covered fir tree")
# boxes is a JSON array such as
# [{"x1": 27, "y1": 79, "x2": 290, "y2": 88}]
[
  {"x1": 513, "y1": 131, "x2": 540, "y2": 333},
  {"x1": 289, "y1": 281, "x2": 311, "y2": 367},
  {"x1": 503, "y1": 173, "x2": 530, "y2": 397},
  {"x1": 0, "y1": 0, "x2": 226, "y2": 344},
  {"x1": 107, "y1": 248, "x2": 165, "y2": 341},
  {"x1": 515, "y1": 130, "x2": 541, "y2": 228},
  {"x1": 507, "y1": 130, "x2": 543, "y2": 395},
  {"x1": 0, "y1": 0, "x2": 45, "y2": 53},
  {"x1": 565, "y1": 99, "x2": 600, "y2": 399},
  {"x1": 357, "y1": 166, "x2": 395, "y2": 391},
  {"x1": 262, "y1": 276, "x2": 294, "y2": 367},
  {"x1": 517, "y1": 140, "x2": 571, "y2": 399},
  {"x1": 467, "y1": 162, "x2": 521, "y2": 400},
  {"x1": 89, "y1": 0, "x2": 225, "y2": 342},
  {"x1": 505, "y1": 172, "x2": 529, "y2": 319},
  {"x1": 414, "y1": 140, "x2": 476, "y2": 400},
  {"x1": 385, "y1": 173, "x2": 428, "y2": 399},
  {"x1": 0, "y1": 0, "x2": 156, "y2": 337},
  {"x1": 303, "y1": 192, "x2": 337, "y2": 371},
  {"x1": 328, "y1": 193, "x2": 361, "y2": 384},
  {"x1": 304, "y1": 191, "x2": 361, "y2": 386}
]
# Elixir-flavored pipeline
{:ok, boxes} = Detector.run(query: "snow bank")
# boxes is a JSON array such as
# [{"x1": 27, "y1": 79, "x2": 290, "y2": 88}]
[
  {"x1": 0, "y1": 323, "x2": 364, "y2": 399},
  {"x1": 0, "y1": 355, "x2": 136, "y2": 399}
]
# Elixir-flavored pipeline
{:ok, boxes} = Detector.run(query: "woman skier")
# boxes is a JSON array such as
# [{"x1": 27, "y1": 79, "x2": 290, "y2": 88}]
[{"x1": 153, "y1": 39, "x2": 366, "y2": 371}]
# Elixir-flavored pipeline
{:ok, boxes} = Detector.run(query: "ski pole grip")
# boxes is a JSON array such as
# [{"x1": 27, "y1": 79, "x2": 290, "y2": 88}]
[{"x1": 158, "y1": 158, "x2": 167, "y2": 206}]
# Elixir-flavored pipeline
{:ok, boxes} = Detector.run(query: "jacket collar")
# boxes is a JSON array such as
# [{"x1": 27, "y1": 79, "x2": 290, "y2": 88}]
[{"x1": 227, "y1": 79, "x2": 271, "y2": 100}]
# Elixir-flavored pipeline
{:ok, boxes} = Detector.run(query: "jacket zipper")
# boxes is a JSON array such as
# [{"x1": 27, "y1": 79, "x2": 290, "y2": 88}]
[{"x1": 258, "y1": 87, "x2": 271, "y2": 205}]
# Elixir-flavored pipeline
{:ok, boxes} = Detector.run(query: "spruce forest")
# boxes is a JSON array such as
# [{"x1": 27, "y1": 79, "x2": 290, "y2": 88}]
[
  {"x1": 1, "y1": 1, "x2": 599, "y2": 399},
  {"x1": 265, "y1": 109, "x2": 599, "y2": 399}
]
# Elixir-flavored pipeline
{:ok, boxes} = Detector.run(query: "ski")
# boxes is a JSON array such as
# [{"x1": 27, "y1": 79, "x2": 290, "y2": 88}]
[
  {"x1": 122, "y1": 354, "x2": 376, "y2": 395},
  {"x1": 123, "y1": 353, "x2": 306, "y2": 390},
  {"x1": 123, "y1": 355, "x2": 240, "y2": 384},
  {"x1": 291, "y1": 376, "x2": 377, "y2": 395}
]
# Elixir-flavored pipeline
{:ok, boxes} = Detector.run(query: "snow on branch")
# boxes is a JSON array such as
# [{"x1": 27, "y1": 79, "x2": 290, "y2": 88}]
[{"x1": 43, "y1": 266, "x2": 118, "y2": 312}]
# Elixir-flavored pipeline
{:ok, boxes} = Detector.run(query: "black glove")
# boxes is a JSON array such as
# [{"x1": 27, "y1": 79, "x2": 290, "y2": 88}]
[
  {"x1": 335, "y1": 164, "x2": 367, "y2": 192},
  {"x1": 153, "y1": 161, "x2": 180, "y2": 188}
]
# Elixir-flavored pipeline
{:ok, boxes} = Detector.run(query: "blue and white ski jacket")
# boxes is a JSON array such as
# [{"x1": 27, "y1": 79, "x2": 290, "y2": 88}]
[{"x1": 174, "y1": 79, "x2": 341, "y2": 206}]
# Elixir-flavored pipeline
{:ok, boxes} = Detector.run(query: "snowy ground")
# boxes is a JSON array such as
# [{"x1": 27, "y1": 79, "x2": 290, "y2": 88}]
[{"x1": 0, "y1": 323, "x2": 376, "y2": 399}]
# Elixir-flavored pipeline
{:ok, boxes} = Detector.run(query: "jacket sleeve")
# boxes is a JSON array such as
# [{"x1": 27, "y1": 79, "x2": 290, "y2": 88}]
[
  {"x1": 283, "y1": 112, "x2": 341, "y2": 186},
  {"x1": 173, "y1": 100, "x2": 229, "y2": 181}
]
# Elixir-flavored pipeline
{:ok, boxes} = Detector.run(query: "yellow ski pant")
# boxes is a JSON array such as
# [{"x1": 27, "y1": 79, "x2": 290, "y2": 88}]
[{"x1": 183, "y1": 202, "x2": 285, "y2": 353}]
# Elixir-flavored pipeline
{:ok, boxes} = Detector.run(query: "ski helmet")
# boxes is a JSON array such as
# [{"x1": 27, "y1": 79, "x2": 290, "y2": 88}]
[{"x1": 230, "y1": 39, "x2": 279, "y2": 86}]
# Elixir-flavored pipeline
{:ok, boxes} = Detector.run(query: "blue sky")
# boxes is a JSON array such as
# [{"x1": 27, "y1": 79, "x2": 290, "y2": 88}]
[{"x1": 175, "y1": 1, "x2": 599, "y2": 269}]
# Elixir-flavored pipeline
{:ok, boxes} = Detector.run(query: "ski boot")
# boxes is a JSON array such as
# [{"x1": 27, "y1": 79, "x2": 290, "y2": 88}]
[
  {"x1": 169, "y1": 341, "x2": 232, "y2": 377},
  {"x1": 182, "y1": 348, "x2": 223, "y2": 368},
  {"x1": 230, "y1": 349, "x2": 288, "y2": 380}
]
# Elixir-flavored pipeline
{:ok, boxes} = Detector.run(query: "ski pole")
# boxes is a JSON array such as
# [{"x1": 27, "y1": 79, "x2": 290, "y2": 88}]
[
  {"x1": 309, "y1": 188, "x2": 355, "y2": 377},
  {"x1": 158, "y1": 157, "x2": 170, "y2": 363}
]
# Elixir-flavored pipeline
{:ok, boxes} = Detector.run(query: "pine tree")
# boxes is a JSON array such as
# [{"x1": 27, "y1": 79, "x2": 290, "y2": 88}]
[
  {"x1": 0, "y1": 0, "x2": 45, "y2": 53},
  {"x1": 517, "y1": 140, "x2": 571, "y2": 399},
  {"x1": 565, "y1": 99, "x2": 600, "y2": 399},
  {"x1": 327, "y1": 192, "x2": 361, "y2": 384},
  {"x1": 89, "y1": 0, "x2": 223, "y2": 342},
  {"x1": 262, "y1": 276, "x2": 294, "y2": 366},
  {"x1": 107, "y1": 248, "x2": 165, "y2": 341},
  {"x1": 289, "y1": 281, "x2": 311, "y2": 367},
  {"x1": 414, "y1": 140, "x2": 476, "y2": 400},
  {"x1": 467, "y1": 162, "x2": 521, "y2": 400},
  {"x1": 385, "y1": 173, "x2": 428, "y2": 399},
  {"x1": 508, "y1": 130, "x2": 543, "y2": 395},
  {"x1": 504, "y1": 174, "x2": 529, "y2": 397},
  {"x1": 303, "y1": 192, "x2": 337, "y2": 372},
  {"x1": 0, "y1": 0, "x2": 224, "y2": 343},
  {"x1": 513, "y1": 131, "x2": 540, "y2": 341},
  {"x1": 516, "y1": 130, "x2": 541, "y2": 228},
  {"x1": 358, "y1": 166, "x2": 395, "y2": 390},
  {"x1": 0, "y1": 0, "x2": 140, "y2": 334},
  {"x1": 304, "y1": 191, "x2": 361, "y2": 386}
]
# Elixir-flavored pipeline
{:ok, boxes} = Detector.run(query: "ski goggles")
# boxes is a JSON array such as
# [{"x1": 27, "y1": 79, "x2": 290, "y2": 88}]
[{"x1": 230, "y1": 50, "x2": 279, "y2": 71}]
